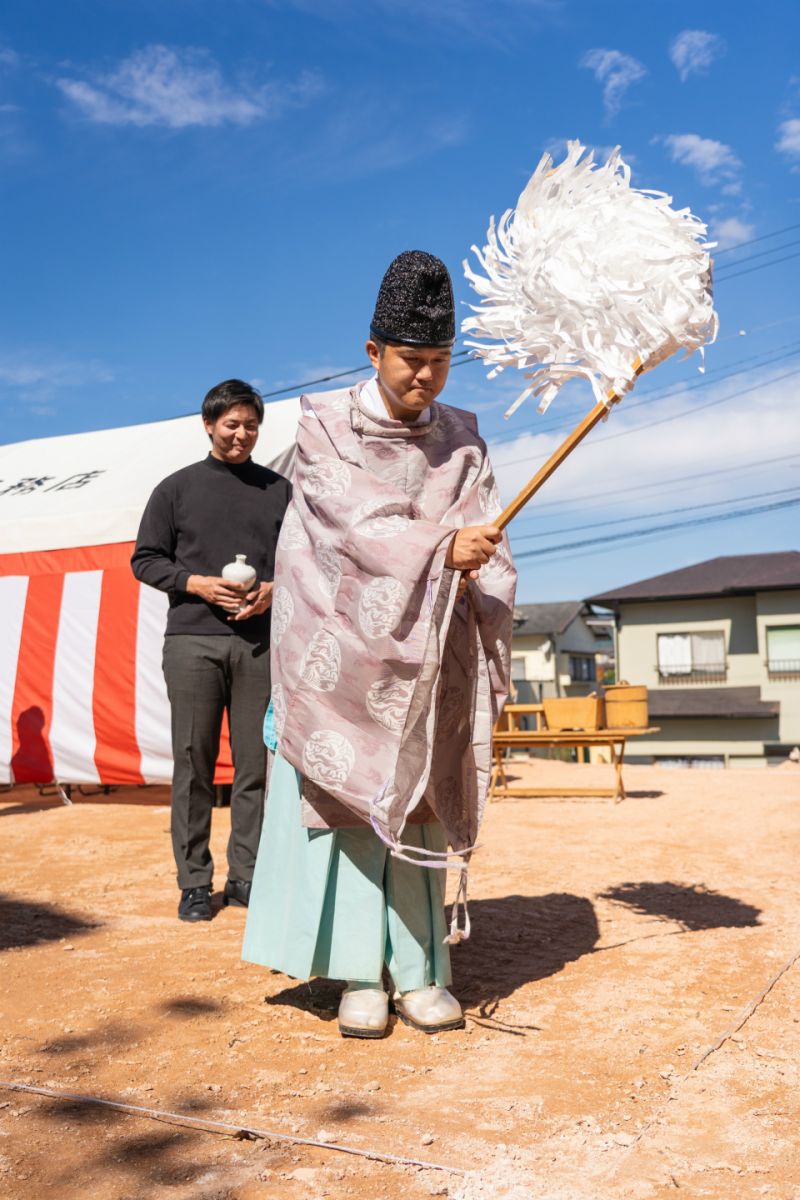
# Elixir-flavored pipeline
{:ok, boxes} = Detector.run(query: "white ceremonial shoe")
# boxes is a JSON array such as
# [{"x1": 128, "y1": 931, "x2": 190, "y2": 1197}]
[
  {"x1": 338, "y1": 986, "x2": 389, "y2": 1039},
  {"x1": 393, "y1": 986, "x2": 465, "y2": 1034}
]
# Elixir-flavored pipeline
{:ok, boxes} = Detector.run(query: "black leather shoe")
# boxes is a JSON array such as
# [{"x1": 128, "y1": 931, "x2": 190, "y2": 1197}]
[
  {"x1": 223, "y1": 879, "x2": 252, "y2": 908},
  {"x1": 178, "y1": 885, "x2": 213, "y2": 922}
]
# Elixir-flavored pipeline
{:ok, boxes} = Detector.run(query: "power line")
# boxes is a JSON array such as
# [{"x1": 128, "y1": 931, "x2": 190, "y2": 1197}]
[
  {"x1": 512, "y1": 495, "x2": 800, "y2": 562},
  {"x1": 484, "y1": 339, "x2": 800, "y2": 449},
  {"x1": 506, "y1": 450, "x2": 800, "y2": 527},
  {"x1": 508, "y1": 485, "x2": 800, "y2": 544},
  {"x1": 714, "y1": 237, "x2": 800, "y2": 275},
  {"x1": 251, "y1": 222, "x2": 800, "y2": 406},
  {"x1": 260, "y1": 348, "x2": 472, "y2": 399},
  {"x1": 713, "y1": 220, "x2": 800, "y2": 258},
  {"x1": 714, "y1": 247, "x2": 800, "y2": 283},
  {"x1": 509, "y1": 450, "x2": 800, "y2": 518},
  {"x1": 494, "y1": 363, "x2": 800, "y2": 469}
]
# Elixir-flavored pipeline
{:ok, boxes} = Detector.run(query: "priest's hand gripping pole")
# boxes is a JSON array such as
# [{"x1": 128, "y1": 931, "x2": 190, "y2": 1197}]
[{"x1": 493, "y1": 362, "x2": 644, "y2": 531}]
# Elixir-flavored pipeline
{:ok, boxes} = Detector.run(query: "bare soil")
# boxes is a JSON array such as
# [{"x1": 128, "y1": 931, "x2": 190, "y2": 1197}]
[{"x1": 1, "y1": 757, "x2": 799, "y2": 1200}]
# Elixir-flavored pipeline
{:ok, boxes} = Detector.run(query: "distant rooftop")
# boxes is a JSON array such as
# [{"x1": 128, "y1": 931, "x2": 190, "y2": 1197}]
[
  {"x1": 512, "y1": 601, "x2": 583, "y2": 636},
  {"x1": 512, "y1": 601, "x2": 613, "y2": 638},
  {"x1": 587, "y1": 552, "x2": 800, "y2": 608}
]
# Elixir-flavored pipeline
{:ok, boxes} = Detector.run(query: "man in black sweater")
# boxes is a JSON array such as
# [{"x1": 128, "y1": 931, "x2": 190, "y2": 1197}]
[{"x1": 132, "y1": 380, "x2": 292, "y2": 922}]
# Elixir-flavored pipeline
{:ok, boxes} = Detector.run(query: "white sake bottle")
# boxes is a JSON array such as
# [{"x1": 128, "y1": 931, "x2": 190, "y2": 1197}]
[{"x1": 222, "y1": 554, "x2": 257, "y2": 612}]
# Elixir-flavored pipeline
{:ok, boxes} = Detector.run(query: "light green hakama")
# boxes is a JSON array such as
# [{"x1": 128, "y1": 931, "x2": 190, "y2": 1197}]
[{"x1": 242, "y1": 752, "x2": 452, "y2": 991}]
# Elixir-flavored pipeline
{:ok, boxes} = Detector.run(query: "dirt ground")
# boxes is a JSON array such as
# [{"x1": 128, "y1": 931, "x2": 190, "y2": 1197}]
[{"x1": 1, "y1": 757, "x2": 799, "y2": 1200}]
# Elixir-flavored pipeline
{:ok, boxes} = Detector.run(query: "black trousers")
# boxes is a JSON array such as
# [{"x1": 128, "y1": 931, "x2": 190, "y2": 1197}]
[{"x1": 162, "y1": 633, "x2": 270, "y2": 889}]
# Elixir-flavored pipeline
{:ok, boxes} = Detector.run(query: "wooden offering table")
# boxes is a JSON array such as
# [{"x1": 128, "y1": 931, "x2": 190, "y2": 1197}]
[{"x1": 491, "y1": 704, "x2": 659, "y2": 804}]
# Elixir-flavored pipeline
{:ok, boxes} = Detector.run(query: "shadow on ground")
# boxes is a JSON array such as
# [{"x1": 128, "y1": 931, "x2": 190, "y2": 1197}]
[
  {"x1": 266, "y1": 977, "x2": 342, "y2": 1021},
  {"x1": 453, "y1": 892, "x2": 600, "y2": 1024},
  {"x1": 266, "y1": 893, "x2": 601, "y2": 1032},
  {"x1": 158, "y1": 996, "x2": 224, "y2": 1018},
  {"x1": 0, "y1": 893, "x2": 99, "y2": 951},
  {"x1": 0, "y1": 801, "x2": 65, "y2": 818},
  {"x1": 599, "y1": 881, "x2": 763, "y2": 930},
  {"x1": 496, "y1": 770, "x2": 664, "y2": 802},
  {"x1": 29, "y1": 1088, "x2": 234, "y2": 1195}
]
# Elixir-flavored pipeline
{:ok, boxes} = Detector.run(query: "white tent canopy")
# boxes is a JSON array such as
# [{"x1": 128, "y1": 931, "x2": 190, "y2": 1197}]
[
  {"x1": 0, "y1": 397, "x2": 301, "y2": 785},
  {"x1": 0, "y1": 398, "x2": 300, "y2": 554}
]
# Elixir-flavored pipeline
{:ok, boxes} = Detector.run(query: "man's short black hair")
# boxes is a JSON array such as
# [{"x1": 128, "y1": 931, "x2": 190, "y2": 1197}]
[{"x1": 202, "y1": 379, "x2": 264, "y2": 425}]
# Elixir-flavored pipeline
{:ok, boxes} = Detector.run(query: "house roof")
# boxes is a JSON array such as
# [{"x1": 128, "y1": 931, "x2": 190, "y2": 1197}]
[
  {"x1": 512, "y1": 601, "x2": 584, "y2": 636},
  {"x1": 647, "y1": 686, "x2": 780, "y2": 720},
  {"x1": 587, "y1": 552, "x2": 800, "y2": 608}
]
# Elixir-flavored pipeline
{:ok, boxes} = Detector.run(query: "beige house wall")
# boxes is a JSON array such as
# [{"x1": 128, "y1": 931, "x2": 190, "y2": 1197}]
[
  {"x1": 617, "y1": 596, "x2": 762, "y2": 688},
  {"x1": 624, "y1": 718, "x2": 779, "y2": 761},
  {"x1": 510, "y1": 633, "x2": 554, "y2": 702},
  {"x1": 615, "y1": 591, "x2": 800, "y2": 760},
  {"x1": 757, "y1": 589, "x2": 800, "y2": 746}
]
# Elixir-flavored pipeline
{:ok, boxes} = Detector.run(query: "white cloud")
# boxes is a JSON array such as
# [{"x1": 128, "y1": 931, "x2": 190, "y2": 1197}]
[
  {"x1": 0, "y1": 353, "x2": 114, "y2": 390},
  {"x1": 580, "y1": 48, "x2": 646, "y2": 119},
  {"x1": 712, "y1": 216, "x2": 755, "y2": 249},
  {"x1": 669, "y1": 30, "x2": 725, "y2": 82},
  {"x1": 0, "y1": 46, "x2": 19, "y2": 69},
  {"x1": 776, "y1": 117, "x2": 800, "y2": 163},
  {"x1": 55, "y1": 44, "x2": 322, "y2": 129},
  {"x1": 487, "y1": 368, "x2": 799, "y2": 525},
  {"x1": 281, "y1": 107, "x2": 468, "y2": 180},
  {"x1": 662, "y1": 132, "x2": 742, "y2": 187},
  {"x1": 481, "y1": 367, "x2": 800, "y2": 601}
]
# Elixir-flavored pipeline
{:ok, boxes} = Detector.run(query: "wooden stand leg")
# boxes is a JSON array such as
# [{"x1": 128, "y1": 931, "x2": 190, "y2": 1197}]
[
  {"x1": 489, "y1": 747, "x2": 507, "y2": 801},
  {"x1": 611, "y1": 739, "x2": 627, "y2": 803}
]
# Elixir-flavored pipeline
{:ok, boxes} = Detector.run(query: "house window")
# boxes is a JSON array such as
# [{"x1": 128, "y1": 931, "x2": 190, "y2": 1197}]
[
  {"x1": 657, "y1": 631, "x2": 726, "y2": 682},
  {"x1": 510, "y1": 655, "x2": 528, "y2": 682},
  {"x1": 569, "y1": 654, "x2": 596, "y2": 682},
  {"x1": 766, "y1": 626, "x2": 800, "y2": 678}
]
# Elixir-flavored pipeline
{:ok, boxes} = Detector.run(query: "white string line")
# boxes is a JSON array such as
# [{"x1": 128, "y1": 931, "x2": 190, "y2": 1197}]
[
  {"x1": 0, "y1": 1081, "x2": 468, "y2": 1176},
  {"x1": 689, "y1": 945, "x2": 800, "y2": 1072},
  {"x1": 625, "y1": 944, "x2": 800, "y2": 1150}
]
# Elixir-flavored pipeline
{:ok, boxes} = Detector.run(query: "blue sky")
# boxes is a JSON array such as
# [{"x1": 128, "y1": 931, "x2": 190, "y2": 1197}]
[{"x1": 2, "y1": 0, "x2": 799, "y2": 602}]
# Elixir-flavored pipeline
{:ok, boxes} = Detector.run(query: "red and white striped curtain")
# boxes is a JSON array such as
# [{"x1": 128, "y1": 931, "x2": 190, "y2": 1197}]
[{"x1": 0, "y1": 543, "x2": 234, "y2": 787}]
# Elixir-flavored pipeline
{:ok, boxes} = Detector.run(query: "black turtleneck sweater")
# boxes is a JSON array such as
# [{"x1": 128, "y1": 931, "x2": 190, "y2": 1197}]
[{"x1": 131, "y1": 454, "x2": 292, "y2": 639}]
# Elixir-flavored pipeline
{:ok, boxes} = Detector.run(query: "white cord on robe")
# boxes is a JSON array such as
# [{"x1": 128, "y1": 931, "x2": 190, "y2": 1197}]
[{"x1": 369, "y1": 813, "x2": 474, "y2": 943}]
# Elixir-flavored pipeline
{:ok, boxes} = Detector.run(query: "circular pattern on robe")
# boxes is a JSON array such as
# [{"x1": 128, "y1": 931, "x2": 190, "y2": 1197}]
[
  {"x1": 358, "y1": 577, "x2": 407, "y2": 639},
  {"x1": 300, "y1": 630, "x2": 342, "y2": 693},
  {"x1": 352, "y1": 499, "x2": 412, "y2": 540},
  {"x1": 302, "y1": 730, "x2": 356, "y2": 788},
  {"x1": 304, "y1": 456, "x2": 351, "y2": 500},
  {"x1": 280, "y1": 506, "x2": 311, "y2": 551},
  {"x1": 271, "y1": 682, "x2": 287, "y2": 738},
  {"x1": 478, "y1": 481, "x2": 501, "y2": 517},
  {"x1": 316, "y1": 541, "x2": 342, "y2": 599},
  {"x1": 271, "y1": 586, "x2": 294, "y2": 645},
  {"x1": 436, "y1": 686, "x2": 465, "y2": 740},
  {"x1": 365, "y1": 677, "x2": 414, "y2": 732}
]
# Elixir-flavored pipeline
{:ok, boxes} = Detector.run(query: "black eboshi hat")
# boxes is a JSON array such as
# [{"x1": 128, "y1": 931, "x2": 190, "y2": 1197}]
[{"x1": 370, "y1": 250, "x2": 456, "y2": 348}]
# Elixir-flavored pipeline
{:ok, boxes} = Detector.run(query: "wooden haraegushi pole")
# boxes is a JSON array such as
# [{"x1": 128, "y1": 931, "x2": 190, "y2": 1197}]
[{"x1": 493, "y1": 363, "x2": 644, "y2": 531}]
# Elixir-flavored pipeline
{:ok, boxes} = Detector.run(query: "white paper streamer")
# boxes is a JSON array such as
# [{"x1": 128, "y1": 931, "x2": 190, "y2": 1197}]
[{"x1": 463, "y1": 141, "x2": 719, "y2": 416}]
